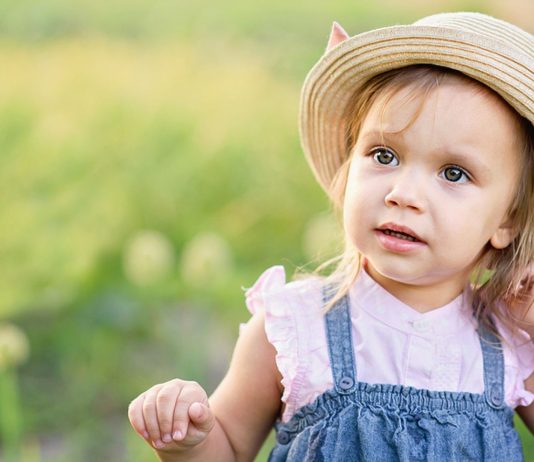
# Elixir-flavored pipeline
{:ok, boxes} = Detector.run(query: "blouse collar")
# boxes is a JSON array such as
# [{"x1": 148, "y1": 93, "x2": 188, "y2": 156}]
[{"x1": 349, "y1": 266, "x2": 477, "y2": 337}]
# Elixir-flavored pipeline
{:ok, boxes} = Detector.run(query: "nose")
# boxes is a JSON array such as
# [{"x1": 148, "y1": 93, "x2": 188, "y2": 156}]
[{"x1": 384, "y1": 172, "x2": 425, "y2": 212}]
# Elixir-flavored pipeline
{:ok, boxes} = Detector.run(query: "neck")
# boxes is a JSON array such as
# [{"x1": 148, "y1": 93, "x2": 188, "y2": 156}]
[{"x1": 364, "y1": 264, "x2": 469, "y2": 313}]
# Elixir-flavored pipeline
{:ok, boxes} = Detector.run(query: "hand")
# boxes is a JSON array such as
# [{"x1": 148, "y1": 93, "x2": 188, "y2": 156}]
[{"x1": 128, "y1": 379, "x2": 215, "y2": 453}]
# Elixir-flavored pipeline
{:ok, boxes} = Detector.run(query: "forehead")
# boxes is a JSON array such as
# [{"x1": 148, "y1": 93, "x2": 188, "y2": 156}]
[
  {"x1": 361, "y1": 80, "x2": 521, "y2": 155},
  {"x1": 356, "y1": 80, "x2": 523, "y2": 185}
]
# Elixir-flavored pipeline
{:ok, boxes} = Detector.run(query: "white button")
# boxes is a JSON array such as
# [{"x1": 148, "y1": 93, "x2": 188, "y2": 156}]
[{"x1": 412, "y1": 319, "x2": 432, "y2": 333}]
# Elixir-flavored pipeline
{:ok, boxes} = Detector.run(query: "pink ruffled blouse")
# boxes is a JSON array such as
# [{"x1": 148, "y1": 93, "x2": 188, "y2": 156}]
[{"x1": 242, "y1": 265, "x2": 534, "y2": 423}]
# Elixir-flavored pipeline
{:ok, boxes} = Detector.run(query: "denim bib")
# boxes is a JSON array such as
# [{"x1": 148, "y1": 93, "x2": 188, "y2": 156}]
[{"x1": 268, "y1": 289, "x2": 524, "y2": 462}]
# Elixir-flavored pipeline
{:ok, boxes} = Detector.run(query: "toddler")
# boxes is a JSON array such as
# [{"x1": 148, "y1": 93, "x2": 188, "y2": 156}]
[{"x1": 128, "y1": 12, "x2": 534, "y2": 461}]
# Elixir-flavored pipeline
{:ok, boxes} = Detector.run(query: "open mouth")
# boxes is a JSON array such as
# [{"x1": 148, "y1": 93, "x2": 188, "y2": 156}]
[{"x1": 380, "y1": 229, "x2": 420, "y2": 242}]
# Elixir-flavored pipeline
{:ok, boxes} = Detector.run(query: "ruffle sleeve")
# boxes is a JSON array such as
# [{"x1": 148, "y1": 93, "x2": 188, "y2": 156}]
[
  {"x1": 497, "y1": 319, "x2": 534, "y2": 408},
  {"x1": 240, "y1": 266, "x2": 327, "y2": 422}
]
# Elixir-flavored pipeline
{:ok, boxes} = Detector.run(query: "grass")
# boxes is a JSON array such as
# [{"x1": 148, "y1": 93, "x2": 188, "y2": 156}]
[{"x1": 0, "y1": 0, "x2": 532, "y2": 459}]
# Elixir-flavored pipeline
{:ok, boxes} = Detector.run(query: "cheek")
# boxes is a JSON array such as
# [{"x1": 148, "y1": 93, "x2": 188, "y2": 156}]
[
  {"x1": 343, "y1": 162, "x2": 393, "y2": 228},
  {"x1": 343, "y1": 181, "x2": 378, "y2": 242},
  {"x1": 343, "y1": 175, "x2": 366, "y2": 220},
  {"x1": 342, "y1": 194, "x2": 357, "y2": 236},
  {"x1": 435, "y1": 202, "x2": 494, "y2": 252}
]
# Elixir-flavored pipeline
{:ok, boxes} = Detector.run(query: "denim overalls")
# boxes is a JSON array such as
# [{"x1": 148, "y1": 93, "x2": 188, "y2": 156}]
[{"x1": 268, "y1": 290, "x2": 525, "y2": 461}]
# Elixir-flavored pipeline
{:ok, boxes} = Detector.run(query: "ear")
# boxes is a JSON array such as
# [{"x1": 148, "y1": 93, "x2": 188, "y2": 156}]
[
  {"x1": 326, "y1": 21, "x2": 350, "y2": 52},
  {"x1": 489, "y1": 218, "x2": 518, "y2": 250}
]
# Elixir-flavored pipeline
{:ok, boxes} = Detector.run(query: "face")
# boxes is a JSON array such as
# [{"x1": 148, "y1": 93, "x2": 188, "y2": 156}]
[{"x1": 343, "y1": 81, "x2": 521, "y2": 308}]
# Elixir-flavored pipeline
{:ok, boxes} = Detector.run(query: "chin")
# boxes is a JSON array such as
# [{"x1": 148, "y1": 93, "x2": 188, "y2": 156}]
[{"x1": 366, "y1": 261, "x2": 430, "y2": 285}]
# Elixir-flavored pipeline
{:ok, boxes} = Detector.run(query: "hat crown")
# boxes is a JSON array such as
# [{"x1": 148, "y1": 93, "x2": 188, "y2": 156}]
[
  {"x1": 414, "y1": 12, "x2": 534, "y2": 56},
  {"x1": 300, "y1": 12, "x2": 534, "y2": 196}
]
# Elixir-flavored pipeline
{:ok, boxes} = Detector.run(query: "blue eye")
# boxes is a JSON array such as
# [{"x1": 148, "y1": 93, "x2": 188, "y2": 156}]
[
  {"x1": 371, "y1": 148, "x2": 399, "y2": 166},
  {"x1": 442, "y1": 166, "x2": 471, "y2": 183}
]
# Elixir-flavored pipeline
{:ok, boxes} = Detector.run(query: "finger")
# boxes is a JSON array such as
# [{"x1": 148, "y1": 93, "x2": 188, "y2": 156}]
[
  {"x1": 142, "y1": 385, "x2": 164, "y2": 447},
  {"x1": 172, "y1": 383, "x2": 207, "y2": 440},
  {"x1": 188, "y1": 402, "x2": 215, "y2": 434},
  {"x1": 156, "y1": 381, "x2": 181, "y2": 444},
  {"x1": 128, "y1": 394, "x2": 149, "y2": 439}
]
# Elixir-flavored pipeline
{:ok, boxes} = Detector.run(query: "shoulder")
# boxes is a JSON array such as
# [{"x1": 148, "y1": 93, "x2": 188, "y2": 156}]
[
  {"x1": 492, "y1": 314, "x2": 534, "y2": 406},
  {"x1": 242, "y1": 266, "x2": 329, "y2": 419},
  {"x1": 244, "y1": 265, "x2": 325, "y2": 318},
  {"x1": 243, "y1": 266, "x2": 327, "y2": 365},
  {"x1": 493, "y1": 313, "x2": 534, "y2": 373}
]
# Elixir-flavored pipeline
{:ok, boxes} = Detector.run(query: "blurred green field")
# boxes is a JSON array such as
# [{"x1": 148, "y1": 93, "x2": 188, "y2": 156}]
[{"x1": 0, "y1": 0, "x2": 532, "y2": 460}]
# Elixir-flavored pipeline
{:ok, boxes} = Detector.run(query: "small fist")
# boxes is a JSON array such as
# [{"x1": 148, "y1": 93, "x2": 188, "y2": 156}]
[{"x1": 128, "y1": 379, "x2": 215, "y2": 453}]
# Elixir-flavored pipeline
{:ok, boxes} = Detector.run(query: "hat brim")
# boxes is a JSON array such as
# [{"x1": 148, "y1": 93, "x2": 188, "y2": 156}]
[{"x1": 300, "y1": 24, "x2": 534, "y2": 194}]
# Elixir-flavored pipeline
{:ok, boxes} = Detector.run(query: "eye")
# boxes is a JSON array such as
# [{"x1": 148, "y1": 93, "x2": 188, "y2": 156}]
[
  {"x1": 371, "y1": 147, "x2": 399, "y2": 166},
  {"x1": 441, "y1": 165, "x2": 471, "y2": 183}
]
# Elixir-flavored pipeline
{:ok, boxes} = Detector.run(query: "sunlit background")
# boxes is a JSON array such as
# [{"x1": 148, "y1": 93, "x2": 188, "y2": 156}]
[{"x1": 0, "y1": 0, "x2": 532, "y2": 460}]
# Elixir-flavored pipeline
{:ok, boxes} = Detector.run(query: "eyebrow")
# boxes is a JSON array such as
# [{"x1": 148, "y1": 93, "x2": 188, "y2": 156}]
[
  {"x1": 438, "y1": 150, "x2": 492, "y2": 180},
  {"x1": 358, "y1": 129, "x2": 404, "y2": 140},
  {"x1": 358, "y1": 130, "x2": 492, "y2": 179}
]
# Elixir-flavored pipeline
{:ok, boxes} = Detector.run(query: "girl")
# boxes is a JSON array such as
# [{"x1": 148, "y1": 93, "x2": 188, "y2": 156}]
[{"x1": 128, "y1": 12, "x2": 534, "y2": 461}]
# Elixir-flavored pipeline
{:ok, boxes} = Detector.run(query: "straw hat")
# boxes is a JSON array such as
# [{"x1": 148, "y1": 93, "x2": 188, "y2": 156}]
[{"x1": 300, "y1": 12, "x2": 534, "y2": 196}]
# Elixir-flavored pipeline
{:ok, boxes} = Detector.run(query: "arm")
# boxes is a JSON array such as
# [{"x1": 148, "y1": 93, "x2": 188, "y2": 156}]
[
  {"x1": 129, "y1": 310, "x2": 283, "y2": 462},
  {"x1": 516, "y1": 371, "x2": 534, "y2": 434},
  {"x1": 209, "y1": 310, "x2": 283, "y2": 462}
]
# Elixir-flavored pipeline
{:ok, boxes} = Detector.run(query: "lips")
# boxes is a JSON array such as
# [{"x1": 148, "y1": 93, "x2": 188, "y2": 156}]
[{"x1": 376, "y1": 222, "x2": 426, "y2": 243}]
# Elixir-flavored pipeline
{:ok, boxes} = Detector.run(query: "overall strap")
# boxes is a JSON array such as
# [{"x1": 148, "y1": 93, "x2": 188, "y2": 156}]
[
  {"x1": 476, "y1": 316, "x2": 505, "y2": 409},
  {"x1": 323, "y1": 286, "x2": 357, "y2": 394}
]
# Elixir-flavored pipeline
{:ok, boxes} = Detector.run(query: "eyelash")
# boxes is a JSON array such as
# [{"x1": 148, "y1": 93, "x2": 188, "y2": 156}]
[{"x1": 369, "y1": 147, "x2": 472, "y2": 183}]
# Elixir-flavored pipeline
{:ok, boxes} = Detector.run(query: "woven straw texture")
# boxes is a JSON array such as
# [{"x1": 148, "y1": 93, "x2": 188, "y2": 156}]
[{"x1": 299, "y1": 12, "x2": 534, "y2": 195}]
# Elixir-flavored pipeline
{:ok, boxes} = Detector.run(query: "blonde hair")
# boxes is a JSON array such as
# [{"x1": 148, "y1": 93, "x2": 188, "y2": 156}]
[{"x1": 307, "y1": 65, "x2": 534, "y2": 345}]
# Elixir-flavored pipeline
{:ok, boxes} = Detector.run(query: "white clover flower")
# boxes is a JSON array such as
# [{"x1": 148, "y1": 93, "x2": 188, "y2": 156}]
[
  {"x1": 0, "y1": 324, "x2": 30, "y2": 370},
  {"x1": 123, "y1": 230, "x2": 175, "y2": 286},
  {"x1": 302, "y1": 213, "x2": 342, "y2": 261},
  {"x1": 180, "y1": 232, "x2": 233, "y2": 286}
]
